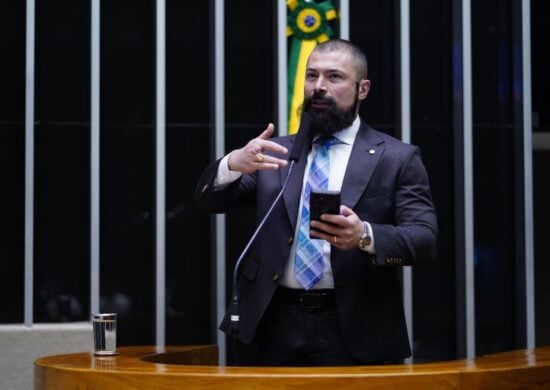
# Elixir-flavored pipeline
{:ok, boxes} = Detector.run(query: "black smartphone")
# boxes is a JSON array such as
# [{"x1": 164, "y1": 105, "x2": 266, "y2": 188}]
[{"x1": 309, "y1": 190, "x2": 340, "y2": 234}]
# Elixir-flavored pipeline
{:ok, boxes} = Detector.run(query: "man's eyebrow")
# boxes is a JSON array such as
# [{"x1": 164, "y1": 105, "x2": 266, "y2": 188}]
[{"x1": 307, "y1": 67, "x2": 344, "y2": 73}]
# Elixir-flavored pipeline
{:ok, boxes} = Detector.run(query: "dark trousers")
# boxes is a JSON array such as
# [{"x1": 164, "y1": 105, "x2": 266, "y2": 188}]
[{"x1": 253, "y1": 287, "x2": 361, "y2": 367}]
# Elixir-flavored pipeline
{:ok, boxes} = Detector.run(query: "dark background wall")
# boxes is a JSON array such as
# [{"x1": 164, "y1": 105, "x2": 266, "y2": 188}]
[{"x1": 0, "y1": 0, "x2": 547, "y2": 361}]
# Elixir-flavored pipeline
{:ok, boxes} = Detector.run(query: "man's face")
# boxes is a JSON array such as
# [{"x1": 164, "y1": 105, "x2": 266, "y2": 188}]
[{"x1": 302, "y1": 50, "x2": 370, "y2": 136}]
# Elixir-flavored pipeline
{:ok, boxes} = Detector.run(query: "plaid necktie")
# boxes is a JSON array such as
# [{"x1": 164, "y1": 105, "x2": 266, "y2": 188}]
[{"x1": 294, "y1": 136, "x2": 341, "y2": 290}]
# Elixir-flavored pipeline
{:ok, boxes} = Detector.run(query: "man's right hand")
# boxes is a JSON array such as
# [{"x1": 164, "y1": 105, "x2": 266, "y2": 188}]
[{"x1": 227, "y1": 123, "x2": 289, "y2": 174}]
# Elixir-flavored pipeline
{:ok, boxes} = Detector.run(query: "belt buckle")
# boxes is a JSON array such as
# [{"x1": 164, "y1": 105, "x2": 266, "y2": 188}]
[{"x1": 299, "y1": 293, "x2": 322, "y2": 309}]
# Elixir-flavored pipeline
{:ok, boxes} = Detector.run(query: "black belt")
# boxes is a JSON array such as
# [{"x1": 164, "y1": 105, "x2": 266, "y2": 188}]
[{"x1": 274, "y1": 286, "x2": 335, "y2": 310}]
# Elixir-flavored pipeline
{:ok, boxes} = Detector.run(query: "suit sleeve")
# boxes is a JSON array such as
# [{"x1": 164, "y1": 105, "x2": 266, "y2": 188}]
[
  {"x1": 368, "y1": 147, "x2": 438, "y2": 266},
  {"x1": 194, "y1": 158, "x2": 257, "y2": 213}
]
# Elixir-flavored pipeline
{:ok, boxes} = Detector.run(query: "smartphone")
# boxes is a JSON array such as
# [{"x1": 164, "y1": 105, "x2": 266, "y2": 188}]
[{"x1": 309, "y1": 190, "x2": 341, "y2": 234}]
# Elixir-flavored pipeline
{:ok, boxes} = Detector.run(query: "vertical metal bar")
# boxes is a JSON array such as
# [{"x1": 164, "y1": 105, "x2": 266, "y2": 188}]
[
  {"x1": 277, "y1": 1, "x2": 287, "y2": 136},
  {"x1": 399, "y1": 0, "x2": 413, "y2": 362},
  {"x1": 462, "y1": 0, "x2": 476, "y2": 359},
  {"x1": 453, "y1": 0, "x2": 475, "y2": 359},
  {"x1": 24, "y1": 0, "x2": 35, "y2": 328},
  {"x1": 90, "y1": 0, "x2": 101, "y2": 316},
  {"x1": 155, "y1": 0, "x2": 166, "y2": 347},
  {"x1": 400, "y1": 0, "x2": 411, "y2": 146},
  {"x1": 521, "y1": 0, "x2": 535, "y2": 349},
  {"x1": 214, "y1": 0, "x2": 226, "y2": 365},
  {"x1": 339, "y1": 0, "x2": 349, "y2": 40}
]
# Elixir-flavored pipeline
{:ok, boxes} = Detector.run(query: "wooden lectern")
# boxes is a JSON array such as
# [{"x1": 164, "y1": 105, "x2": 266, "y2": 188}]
[{"x1": 35, "y1": 345, "x2": 550, "y2": 389}]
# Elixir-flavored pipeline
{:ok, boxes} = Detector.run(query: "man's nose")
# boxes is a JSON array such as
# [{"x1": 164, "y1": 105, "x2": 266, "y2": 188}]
[{"x1": 313, "y1": 77, "x2": 327, "y2": 92}]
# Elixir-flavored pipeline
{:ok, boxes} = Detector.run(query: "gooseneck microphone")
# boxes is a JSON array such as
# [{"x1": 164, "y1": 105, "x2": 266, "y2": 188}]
[
  {"x1": 229, "y1": 112, "x2": 312, "y2": 336},
  {"x1": 287, "y1": 112, "x2": 312, "y2": 162}
]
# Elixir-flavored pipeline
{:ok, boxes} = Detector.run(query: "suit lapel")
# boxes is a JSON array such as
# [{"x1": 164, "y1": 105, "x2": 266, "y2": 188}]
[
  {"x1": 340, "y1": 122, "x2": 385, "y2": 209},
  {"x1": 281, "y1": 136, "x2": 309, "y2": 231},
  {"x1": 280, "y1": 122, "x2": 384, "y2": 229}
]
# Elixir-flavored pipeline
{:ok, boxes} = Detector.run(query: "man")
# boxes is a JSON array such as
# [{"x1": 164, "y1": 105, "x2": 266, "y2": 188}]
[{"x1": 195, "y1": 39, "x2": 437, "y2": 366}]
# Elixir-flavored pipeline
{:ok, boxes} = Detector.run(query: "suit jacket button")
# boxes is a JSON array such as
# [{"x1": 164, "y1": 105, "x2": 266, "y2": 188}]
[
  {"x1": 287, "y1": 237, "x2": 293, "y2": 245},
  {"x1": 272, "y1": 273, "x2": 280, "y2": 281}
]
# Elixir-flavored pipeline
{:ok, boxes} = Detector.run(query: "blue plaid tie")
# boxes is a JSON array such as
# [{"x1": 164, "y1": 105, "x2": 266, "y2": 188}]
[{"x1": 294, "y1": 136, "x2": 341, "y2": 290}]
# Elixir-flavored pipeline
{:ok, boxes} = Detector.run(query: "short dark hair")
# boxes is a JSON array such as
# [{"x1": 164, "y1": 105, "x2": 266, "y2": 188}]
[{"x1": 312, "y1": 39, "x2": 368, "y2": 80}]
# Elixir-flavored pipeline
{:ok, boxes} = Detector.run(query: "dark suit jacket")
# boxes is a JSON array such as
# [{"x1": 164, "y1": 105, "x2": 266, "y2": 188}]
[{"x1": 195, "y1": 121, "x2": 438, "y2": 362}]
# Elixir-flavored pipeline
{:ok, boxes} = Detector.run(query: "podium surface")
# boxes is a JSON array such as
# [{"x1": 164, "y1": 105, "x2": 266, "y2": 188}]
[{"x1": 35, "y1": 345, "x2": 550, "y2": 389}]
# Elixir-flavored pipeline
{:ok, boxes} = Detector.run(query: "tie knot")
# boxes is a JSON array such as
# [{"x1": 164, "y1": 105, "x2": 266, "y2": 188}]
[{"x1": 316, "y1": 136, "x2": 341, "y2": 150}]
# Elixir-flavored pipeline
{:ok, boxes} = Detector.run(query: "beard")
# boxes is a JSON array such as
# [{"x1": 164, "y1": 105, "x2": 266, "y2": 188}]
[{"x1": 302, "y1": 91, "x2": 358, "y2": 137}]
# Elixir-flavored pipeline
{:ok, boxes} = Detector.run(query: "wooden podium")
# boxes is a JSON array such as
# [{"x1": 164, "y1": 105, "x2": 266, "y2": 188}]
[{"x1": 34, "y1": 345, "x2": 550, "y2": 389}]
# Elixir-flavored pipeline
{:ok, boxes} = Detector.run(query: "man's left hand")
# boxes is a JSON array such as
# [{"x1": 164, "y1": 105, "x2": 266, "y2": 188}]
[{"x1": 309, "y1": 205, "x2": 363, "y2": 249}]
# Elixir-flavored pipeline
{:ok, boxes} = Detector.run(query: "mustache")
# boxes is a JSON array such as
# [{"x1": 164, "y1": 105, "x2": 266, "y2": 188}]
[{"x1": 304, "y1": 92, "x2": 336, "y2": 108}]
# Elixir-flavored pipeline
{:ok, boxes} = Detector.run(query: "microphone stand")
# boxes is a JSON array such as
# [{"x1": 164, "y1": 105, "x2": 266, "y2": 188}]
[
  {"x1": 229, "y1": 160, "x2": 298, "y2": 337},
  {"x1": 229, "y1": 112, "x2": 311, "y2": 342}
]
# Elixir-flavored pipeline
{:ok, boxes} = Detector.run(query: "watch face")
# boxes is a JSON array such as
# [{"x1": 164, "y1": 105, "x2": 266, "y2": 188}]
[{"x1": 359, "y1": 236, "x2": 372, "y2": 248}]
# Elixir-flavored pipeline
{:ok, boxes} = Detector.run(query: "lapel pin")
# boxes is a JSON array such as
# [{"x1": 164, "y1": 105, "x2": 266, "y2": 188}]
[{"x1": 369, "y1": 149, "x2": 376, "y2": 155}]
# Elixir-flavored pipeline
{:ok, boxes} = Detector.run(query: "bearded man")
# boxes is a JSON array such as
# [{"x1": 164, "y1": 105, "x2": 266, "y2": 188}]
[{"x1": 195, "y1": 39, "x2": 438, "y2": 366}]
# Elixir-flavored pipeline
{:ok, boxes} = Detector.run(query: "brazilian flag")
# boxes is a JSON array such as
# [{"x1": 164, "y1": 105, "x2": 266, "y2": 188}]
[{"x1": 287, "y1": 0, "x2": 337, "y2": 134}]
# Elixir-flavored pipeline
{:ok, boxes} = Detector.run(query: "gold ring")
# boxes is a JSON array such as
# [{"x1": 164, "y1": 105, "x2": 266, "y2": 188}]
[
  {"x1": 333, "y1": 236, "x2": 338, "y2": 244},
  {"x1": 256, "y1": 153, "x2": 264, "y2": 163}
]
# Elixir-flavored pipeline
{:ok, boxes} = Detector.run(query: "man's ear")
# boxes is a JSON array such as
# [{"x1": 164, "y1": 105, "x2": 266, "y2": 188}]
[{"x1": 358, "y1": 79, "x2": 371, "y2": 100}]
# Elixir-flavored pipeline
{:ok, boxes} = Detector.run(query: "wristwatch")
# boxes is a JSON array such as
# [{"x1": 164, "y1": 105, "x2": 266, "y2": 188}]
[{"x1": 357, "y1": 221, "x2": 372, "y2": 250}]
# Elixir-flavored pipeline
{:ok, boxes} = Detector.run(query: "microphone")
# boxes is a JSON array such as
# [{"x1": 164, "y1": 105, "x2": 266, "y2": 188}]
[
  {"x1": 288, "y1": 111, "x2": 312, "y2": 162},
  {"x1": 229, "y1": 112, "x2": 312, "y2": 336}
]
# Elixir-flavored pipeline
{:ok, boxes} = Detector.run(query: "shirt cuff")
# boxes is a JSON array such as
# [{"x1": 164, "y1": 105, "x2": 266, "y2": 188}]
[
  {"x1": 360, "y1": 221, "x2": 376, "y2": 254},
  {"x1": 215, "y1": 152, "x2": 243, "y2": 188}
]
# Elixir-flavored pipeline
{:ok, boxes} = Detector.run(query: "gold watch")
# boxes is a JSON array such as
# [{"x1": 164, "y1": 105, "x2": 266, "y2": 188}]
[{"x1": 357, "y1": 221, "x2": 372, "y2": 250}]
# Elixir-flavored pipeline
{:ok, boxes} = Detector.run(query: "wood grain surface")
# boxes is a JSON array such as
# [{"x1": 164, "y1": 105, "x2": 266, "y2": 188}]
[{"x1": 34, "y1": 345, "x2": 550, "y2": 389}]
